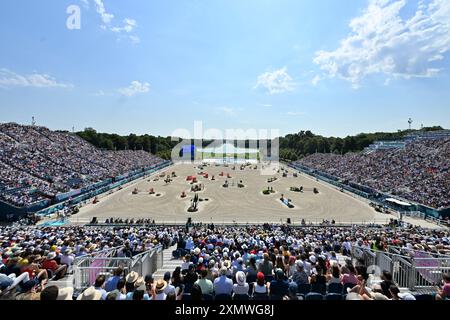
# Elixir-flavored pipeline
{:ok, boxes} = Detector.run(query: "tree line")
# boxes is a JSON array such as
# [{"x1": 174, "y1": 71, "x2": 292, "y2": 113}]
[{"x1": 76, "y1": 126, "x2": 444, "y2": 162}]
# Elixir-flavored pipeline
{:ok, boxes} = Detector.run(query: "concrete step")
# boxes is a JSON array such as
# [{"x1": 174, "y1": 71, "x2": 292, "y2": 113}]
[
  {"x1": 153, "y1": 245, "x2": 183, "y2": 280},
  {"x1": 48, "y1": 274, "x2": 74, "y2": 289}
]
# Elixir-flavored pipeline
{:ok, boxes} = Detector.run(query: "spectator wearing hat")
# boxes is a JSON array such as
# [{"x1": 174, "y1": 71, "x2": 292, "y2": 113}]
[
  {"x1": 42, "y1": 252, "x2": 67, "y2": 280},
  {"x1": 21, "y1": 255, "x2": 48, "y2": 283},
  {"x1": 125, "y1": 271, "x2": 139, "y2": 293},
  {"x1": 60, "y1": 249, "x2": 75, "y2": 268},
  {"x1": 126, "y1": 277, "x2": 151, "y2": 300},
  {"x1": 269, "y1": 269, "x2": 289, "y2": 298},
  {"x1": 154, "y1": 279, "x2": 168, "y2": 300},
  {"x1": 361, "y1": 284, "x2": 389, "y2": 301},
  {"x1": 195, "y1": 269, "x2": 213, "y2": 296},
  {"x1": 253, "y1": 272, "x2": 269, "y2": 296},
  {"x1": 77, "y1": 286, "x2": 102, "y2": 300},
  {"x1": 214, "y1": 267, "x2": 233, "y2": 296},
  {"x1": 233, "y1": 271, "x2": 249, "y2": 296},
  {"x1": 57, "y1": 287, "x2": 74, "y2": 300}
]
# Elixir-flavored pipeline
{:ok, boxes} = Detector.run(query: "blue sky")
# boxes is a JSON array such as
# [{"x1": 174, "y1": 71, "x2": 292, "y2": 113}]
[{"x1": 0, "y1": 0, "x2": 449, "y2": 138}]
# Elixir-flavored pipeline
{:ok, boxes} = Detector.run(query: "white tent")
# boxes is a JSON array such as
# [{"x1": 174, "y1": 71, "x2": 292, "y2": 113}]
[
  {"x1": 386, "y1": 198, "x2": 412, "y2": 207},
  {"x1": 198, "y1": 143, "x2": 259, "y2": 155}
]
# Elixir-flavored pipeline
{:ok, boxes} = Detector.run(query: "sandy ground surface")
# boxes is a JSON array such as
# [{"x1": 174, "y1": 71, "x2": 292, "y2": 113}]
[{"x1": 69, "y1": 163, "x2": 403, "y2": 225}]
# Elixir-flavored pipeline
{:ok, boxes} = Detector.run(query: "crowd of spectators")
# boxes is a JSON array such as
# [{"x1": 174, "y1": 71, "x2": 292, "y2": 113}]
[
  {"x1": 1, "y1": 223, "x2": 449, "y2": 301},
  {"x1": 0, "y1": 123, "x2": 165, "y2": 208},
  {"x1": 295, "y1": 135, "x2": 450, "y2": 210}
]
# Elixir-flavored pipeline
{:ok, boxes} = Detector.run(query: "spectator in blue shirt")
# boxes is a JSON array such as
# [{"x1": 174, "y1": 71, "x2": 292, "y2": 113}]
[
  {"x1": 213, "y1": 267, "x2": 233, "y2": 296},
  {"x1": 105, "y1": 267, "x2": 124, "y2": 293}
]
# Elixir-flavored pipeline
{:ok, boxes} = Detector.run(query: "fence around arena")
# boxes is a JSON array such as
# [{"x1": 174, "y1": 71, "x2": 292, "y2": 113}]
[
  {"x1": 72, "y1": 245, "x2": 163, "y2": 292},
  {"x1": 352, "y1": 246, "x2": 450, "y2": 291}
]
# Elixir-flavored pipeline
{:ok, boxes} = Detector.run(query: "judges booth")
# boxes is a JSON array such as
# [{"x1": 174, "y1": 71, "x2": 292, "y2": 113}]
[{"x1": 385, "y1": 198, "x2": 412, "y2": 220}]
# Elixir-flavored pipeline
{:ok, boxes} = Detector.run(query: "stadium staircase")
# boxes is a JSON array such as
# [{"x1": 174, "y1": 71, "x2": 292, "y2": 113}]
[
  {"x1": 152, "y1": 245, "x2": 183, "y2": 280},
  {"x1": 49, "y1": 274, "x2": 75, "y2": 291}
]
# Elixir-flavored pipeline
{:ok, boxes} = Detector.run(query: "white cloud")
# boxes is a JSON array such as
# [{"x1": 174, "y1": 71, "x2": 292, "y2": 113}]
[
  {"x1": 0, "y1": 69, "x2": 72, "y2": 89},
  {"x1": 80, "y1": 0, "x2": 90, "y2": 8},
  {"x1": 314, "y1": 0, "x2": 450, "y2": 87},
  {"x1": 217, "y1": 107, "x2": 236, "y2": 116},
  {"x1": 254, "y1": 67, "x2": 295, "y2": 94},
  {"x1": 311, "y1": 75, "x2": 321, "y2": 86},
  {"x1": 89, "y1": 0, "x2": 139, "y2": 43},
  {"x1": 111, "y1": 18, "x2": 137, "y2": 33},
  {"x1": 118, "y1": 81, "x2": 150, "y2": 96},
  {"x1": 93, "y1": 0, "x2": 114, "y2": 25},
  {"x1": 129, "y1": 35, "x2": 141, "y2": 44}
]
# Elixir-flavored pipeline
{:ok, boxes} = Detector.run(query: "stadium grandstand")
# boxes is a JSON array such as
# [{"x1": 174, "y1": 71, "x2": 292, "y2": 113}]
[
  {"x1": 0, "y1": 223, "x2": 449, "y2": 301},
  {"x1": 292, "y1": 132, "x2": 450, "y2": 217},
  {"x1": 0, "y1": 124, "x2": 448, "y2": 302},
  {"x1": 0, "y1": 123, "x2": 170, "y2": 220}
]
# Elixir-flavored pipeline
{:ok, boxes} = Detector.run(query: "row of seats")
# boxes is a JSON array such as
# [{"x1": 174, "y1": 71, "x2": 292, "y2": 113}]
[
  {"x1": 182, "y1": 292, "x2": 441, "y2": 301},
  {"x1": 182, "y1": 282, "x2": 356, "y2": 300},
  {"x1": 181, "y1": 292, "x2": 346, "y2": 301}
]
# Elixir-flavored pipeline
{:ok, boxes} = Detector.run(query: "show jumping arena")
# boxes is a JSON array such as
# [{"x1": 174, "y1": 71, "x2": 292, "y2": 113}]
[{"x1": 66, "y1": 162, "x2": 402, "y2": 225}]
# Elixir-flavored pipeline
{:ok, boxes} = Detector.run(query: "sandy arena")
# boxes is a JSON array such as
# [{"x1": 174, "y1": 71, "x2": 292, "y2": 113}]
[{"x1": 67, "y1": 162, "x2": 398, "y2": 225}]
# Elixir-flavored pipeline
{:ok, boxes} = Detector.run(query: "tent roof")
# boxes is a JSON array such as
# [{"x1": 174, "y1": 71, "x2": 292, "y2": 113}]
[
  {"x1": 386, "y1": 198, "x2": 412, "y2": 207},
  {"x1": 198, "y1": 143, "x2": 259, "y2": 154}
]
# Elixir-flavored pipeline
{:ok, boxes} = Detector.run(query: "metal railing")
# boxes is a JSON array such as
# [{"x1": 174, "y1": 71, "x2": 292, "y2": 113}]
[
  {"x1": 392, "y1": 255, "x2": 414, "y2": 289},
  {"x1": 352, "y1": 246, "x2": 450, "y2": 292},
  {"x1": 73, "y1": 245, "x2": 164, "y2": 291},
  {"x1": 131, "y1": 245, "x2": 164, "y2": 277}
]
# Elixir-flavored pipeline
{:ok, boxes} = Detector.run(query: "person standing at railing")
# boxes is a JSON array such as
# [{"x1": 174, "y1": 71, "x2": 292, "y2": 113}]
[{"x1": 105, "y1": 267, "x2": 123, "y2": 293}]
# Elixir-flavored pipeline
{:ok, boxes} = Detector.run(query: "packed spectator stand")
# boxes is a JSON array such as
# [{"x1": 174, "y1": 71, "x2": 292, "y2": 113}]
[
  {"x1": 294, "y1": 133, "x2": 450, "y2": 210},
  {"x1": 1, "y1": 223, "x2": 449, "y2": 301},
  {"x1": 0, "y1": 123, "x2": 165, "y2": 208}
]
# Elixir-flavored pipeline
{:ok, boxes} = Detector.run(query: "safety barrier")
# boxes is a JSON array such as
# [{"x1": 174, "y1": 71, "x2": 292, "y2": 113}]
[
  {"x1": 131, "y1": 245, "x2": 164, "y2": 277},
  {"x1": 72, "y1": 246, "x2": 125, "y2": 291},
  {"x1": 72, "y1": 245, "x2": 163, "y2": 291},
  {"x1": 352, "y1": 246, "x2": 450, "y2": 291}
]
